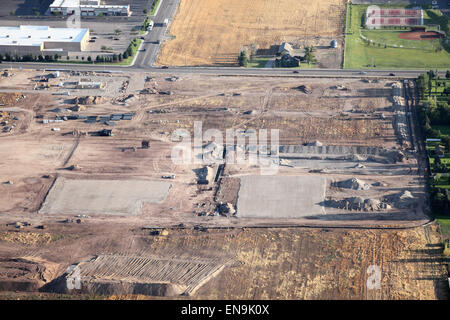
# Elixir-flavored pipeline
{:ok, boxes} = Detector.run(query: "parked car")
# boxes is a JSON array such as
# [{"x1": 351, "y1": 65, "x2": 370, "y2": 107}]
[
  {"x1": 161, "y1": 65, "x2": 169, "y2": 69},
  {"x1": 389, "y1": 73, "x2": 395, "y2": 76}
]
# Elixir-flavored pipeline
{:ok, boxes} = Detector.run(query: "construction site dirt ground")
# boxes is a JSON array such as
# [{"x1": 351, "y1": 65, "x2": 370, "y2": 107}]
[
  {"x1": 0, "y1": 222, "x2": 447, "y2": 299},
  {"x1": 0, "y1": 69, "x2": 446, "y2": 298},
  {"x1": 0, "y1": 71, "x2": 431, "y2": 227},
  {"x1": 156, "y1": 0, "x2": 346, "y2": 66}
]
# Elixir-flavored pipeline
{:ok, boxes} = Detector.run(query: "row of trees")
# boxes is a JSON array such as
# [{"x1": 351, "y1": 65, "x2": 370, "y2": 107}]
[
  {"x1": 0, "y1": 53, "x2": 60, "y2": 62},
  {"x1": 417, "y1": 71, "x2": 450, "y2": 215},
  {"x1": 417, "y1": 70, "x2": 450, "y2": 98},
  {"x1": 0, "y1": 37, "x2": 140, "y2": 64},
  {"x1": 430, "y1": 187, "x2": 450, "y2": 213}
]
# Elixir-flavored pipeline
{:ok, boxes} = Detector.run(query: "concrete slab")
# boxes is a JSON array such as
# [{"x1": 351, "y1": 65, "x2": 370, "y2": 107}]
[
  {"x1": 39, "y1": 177, "x2": 172, "y2": 216},
  {"x1": 236, "y1": 175, "x2": 327, "y2": 218}
]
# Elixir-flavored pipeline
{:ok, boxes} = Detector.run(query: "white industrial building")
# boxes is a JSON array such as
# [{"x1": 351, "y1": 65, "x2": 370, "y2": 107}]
[
  {"x1": 50, "y1": 0, "x2": 131, "y2": 17},
  {"x1": 0, "y1": 25, "x2": 90, "y2": 56}
]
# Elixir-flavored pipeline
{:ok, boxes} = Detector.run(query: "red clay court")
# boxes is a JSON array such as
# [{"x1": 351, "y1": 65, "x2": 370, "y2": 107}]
[{"x1": 398, "y1": 31, "x2": 443, "y2": 40}]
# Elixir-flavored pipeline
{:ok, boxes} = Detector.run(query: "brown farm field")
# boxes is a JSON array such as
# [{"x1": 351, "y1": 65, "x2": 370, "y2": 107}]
[{"x1": 157, "y1": 0, "x2": 346, "y2": 66}]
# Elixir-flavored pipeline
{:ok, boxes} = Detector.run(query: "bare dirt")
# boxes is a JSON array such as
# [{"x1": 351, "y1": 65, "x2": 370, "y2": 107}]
[
  {"x1": 398, "y1": 31, "x2": 443, "y2": 40},
  {"x1": 0, "y1": 69, "x2": 444, "y2": 299},
  {"x1": 0, "y1": 222, "x2": 447, "y2": 299}
]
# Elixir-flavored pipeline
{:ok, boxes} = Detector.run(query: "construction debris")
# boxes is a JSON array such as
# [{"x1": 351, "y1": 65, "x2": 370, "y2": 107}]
[
  {"x1": 72, "y1": 96, "x2": 105, "y2": 105},
  {"x1": 195, "y1": 166, "x2": 215, "y2": 185},
  {"x1": 334, "y1": 178, "x2": 371, "y2": 190},
  {"x1": 216, "y1": 202, "x2": 236, "y2": 217},
  {"x1": 296, "y1": 85, "x2": 312, "y2": 94},
  {"x1": 326, "y1": 197, "x2": 390, "y2": 212}
]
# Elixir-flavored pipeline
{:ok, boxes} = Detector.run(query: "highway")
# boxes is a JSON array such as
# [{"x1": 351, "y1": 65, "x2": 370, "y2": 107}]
[{"x1": 3, "y1": 61, "x2": 444, "y2": 78}]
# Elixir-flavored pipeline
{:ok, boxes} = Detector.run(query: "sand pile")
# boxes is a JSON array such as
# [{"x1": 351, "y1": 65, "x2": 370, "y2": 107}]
[{"x1": 335, "y1": 178, "x2": 370, "y2": 190}]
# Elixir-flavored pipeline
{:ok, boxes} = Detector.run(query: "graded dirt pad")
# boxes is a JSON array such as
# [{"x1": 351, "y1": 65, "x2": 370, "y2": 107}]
[
  {"x1": 39, "y1": 178, "x2": 172, "y2": 216},
  {"x1": 157, "y1": 0, "x2": 346, "y2": 66},
  {"x1": 398, "y1": 31, "x2": 442, "y2": 40},
  {"x1": 237, "y1": 175, "x2": 327, "y2": 218}
]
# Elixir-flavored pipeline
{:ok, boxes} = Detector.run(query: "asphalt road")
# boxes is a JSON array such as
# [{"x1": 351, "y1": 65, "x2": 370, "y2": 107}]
[
  {"x1": 5, "y1": 62, "x2": 445, "y2": 78},
  {"x1": 134, "y1": 0, "x2": 180, "y2": 68}
]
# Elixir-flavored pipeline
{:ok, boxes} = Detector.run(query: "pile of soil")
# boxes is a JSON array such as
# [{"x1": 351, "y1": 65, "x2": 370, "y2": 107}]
[
  {"x1": 334, "y1": 178, "x2": 370, "y2": 190},
  {"x1": 72, "y1": 96, "x2": 105, "y2": 105},
  {"x1": 326, "y1": 197, "x2": 390, "y2": 211},
  {"x1": 296, "y1": 85, "x2": 312, "y2": 94},
  {"x1": 385, "y1": 190, "x2": 417, "y2": 209}
]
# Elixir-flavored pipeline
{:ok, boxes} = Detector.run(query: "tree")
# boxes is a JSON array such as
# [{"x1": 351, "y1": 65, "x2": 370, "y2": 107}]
[
  {"x1": 441, "y1": 135, "x2": 450, "y2": 150},
  {"x1": 67, "y1": 56, "x2": 70, "y2": 60},
  {"x1": 238, "y1": 50, "x2": 248, "y2": 67},
  {"x1": 87, "y1": 56, "x2": 92, "y2": 62},
  {"x1": 446, "y1": 70, "x2": 450, "y2": 79},
  {"x1": 143, "y1": 9, "x2": 148, "y2": 14},
  {"x1": 304, "y1": 46, "x2": 317, "y2": 65}
]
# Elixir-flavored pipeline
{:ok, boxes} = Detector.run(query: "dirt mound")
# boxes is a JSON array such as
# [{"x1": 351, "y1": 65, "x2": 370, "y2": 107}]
[
  {"x1": 0, "y1": 257, "x2": 60, "y2": 292},
  {"x1": 326, "y1": 197, "x2": 390, "y2": 211},
  {"x1": 216, "y1": 202, "x2": 236, "y2": 217},
  {"x1": 296, "y1": 85, "x2": 312, "y2": 94},
  {"x1": 334, "y1": 178, "x2": 370, "y2": 190},
  {"x1": 385, "y1": 190, "x2": 417, "y2": 209},
  {"x1": 72, "y1": 96, "x2": 105, "y2": 105}
]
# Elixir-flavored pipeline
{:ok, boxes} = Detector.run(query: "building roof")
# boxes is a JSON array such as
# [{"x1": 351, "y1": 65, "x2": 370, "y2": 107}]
[
  {"x1": 278, "y1": 42, "x2": 293, "y2": 54},
  {"x1": 50, "y1": 0, "x2": 80, "y2": 8},
  {"x1": 50, "y1": 0, "x2": 129, "y2": 9},
  {"x1": 0, "y1": 25, "x2": 88, "y2": 47}
]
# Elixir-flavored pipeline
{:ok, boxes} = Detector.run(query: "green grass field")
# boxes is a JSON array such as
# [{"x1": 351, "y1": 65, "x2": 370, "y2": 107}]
[
  {"x1": 344, "y1": 4, "x2": 450, "y2": 69},
  {"x1": 248, "y1": 57, "x2": 271, "y2": 68},
  {"x1": 437, "y1": 217, "x2": 450, "y2": 236}
]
